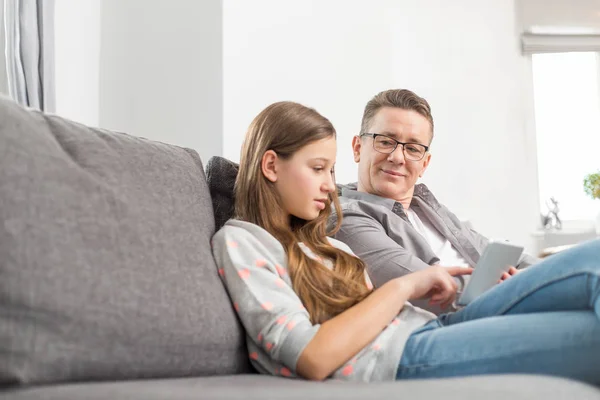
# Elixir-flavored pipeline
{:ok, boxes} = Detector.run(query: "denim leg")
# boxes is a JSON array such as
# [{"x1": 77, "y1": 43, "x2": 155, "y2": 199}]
[
  {"x1": 439, "y1": 239, "x2": 600, "y2": 326},
  {"x1": 397, "y1": 311, "x2": 600, "y2": 385}
]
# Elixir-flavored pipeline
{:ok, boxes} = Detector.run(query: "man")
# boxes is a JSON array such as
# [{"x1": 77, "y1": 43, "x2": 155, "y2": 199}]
[{"x1": 330, "y1": 89, "x2": 538, "y2": 310}]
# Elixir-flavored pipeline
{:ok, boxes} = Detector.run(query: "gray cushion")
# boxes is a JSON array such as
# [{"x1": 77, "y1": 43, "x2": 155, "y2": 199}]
[
  {"x1": 205, "y1": 156, "x2": 238, "y2": 231},
  {"x1": 1, "y1": 374, "x2": 599, "y2": 400},
  {"x1": 203, "y1": 157, "x2": 348, "y2": 231},
  {"x1": 0, "y1": 96, "x2": 251, "y2": 386}
]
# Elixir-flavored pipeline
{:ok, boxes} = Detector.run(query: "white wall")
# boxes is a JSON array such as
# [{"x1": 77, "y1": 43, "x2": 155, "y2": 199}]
[
  {"x1": 223, "y1": 0, "x2": 540, "y2": 252},
  {"x1": 54, "y1": 0, "x2": 223, "y2": 164},
  {"x1": 54, "y1": 0, "x2": 101, "y2": 126},
  {"x1": 50, "y1": 0, "x2": 545, "y2": 251},
  {"x1": 98, "y1": 0, "x2": 222, "y2": 164},
  {"x1": 519, "y1": 0, "x2": 600, "y2": 33}
]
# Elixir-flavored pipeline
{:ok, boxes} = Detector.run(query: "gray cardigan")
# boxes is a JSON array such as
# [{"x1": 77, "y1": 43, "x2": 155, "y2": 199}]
[{"x1": 329, "y1": 183, "x2": 538, "y2": 296}]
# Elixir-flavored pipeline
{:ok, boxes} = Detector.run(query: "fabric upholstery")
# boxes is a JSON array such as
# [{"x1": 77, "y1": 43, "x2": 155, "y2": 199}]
[
  {"x1": 205, "y1": 156, "x2": 238, "y2": 231},
  {"x1": 0, "y1": 96, "x2": 250, "y2": 386},
  {"x1": 2, "y1": 374, "x2": 599, "y2": 400}
]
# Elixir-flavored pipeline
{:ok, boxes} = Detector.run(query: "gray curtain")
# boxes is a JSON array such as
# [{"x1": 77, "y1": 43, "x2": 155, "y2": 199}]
[{"x1": 4, "y1": 0, "x2": 54, "y2": 111}]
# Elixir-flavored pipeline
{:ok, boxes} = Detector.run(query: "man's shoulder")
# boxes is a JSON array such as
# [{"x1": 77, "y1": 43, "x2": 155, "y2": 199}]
[
  {"x1": 334, "y1": 182, "x2": 448, "y2": 221},
  {"x1": 334, "y1": 196, "x2": 403, "y2": 234},
  {"x1": 338, "y1": 194, "x2": 390, "y2": 215},
  {"x1": 338, "y1": 183, "x2": 393, "y2": 210}
]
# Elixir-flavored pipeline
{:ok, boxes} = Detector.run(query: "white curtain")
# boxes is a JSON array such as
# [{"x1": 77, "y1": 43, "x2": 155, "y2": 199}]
[{"x1": 4, "y1": 0, "x2": 54, "y2": 111}]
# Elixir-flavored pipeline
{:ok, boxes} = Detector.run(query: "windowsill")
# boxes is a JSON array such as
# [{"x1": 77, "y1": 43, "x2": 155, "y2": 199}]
[{"x1": 531, "y1": 219, "x2": 598, "y2": 254}]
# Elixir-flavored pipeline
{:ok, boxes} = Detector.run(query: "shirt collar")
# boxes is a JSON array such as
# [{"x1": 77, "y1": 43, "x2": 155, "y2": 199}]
[
  {"x1": 338, "y1": 182, "x2": 437, "y2": 211},
  {"x1": 339, "y1": 182, "x2": 398, "y2": 210}
]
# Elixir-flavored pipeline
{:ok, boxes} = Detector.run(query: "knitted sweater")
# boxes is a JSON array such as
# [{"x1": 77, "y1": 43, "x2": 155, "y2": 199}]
[{"x1": 212, "y1": 219, "x2": 436, "y2": 382}]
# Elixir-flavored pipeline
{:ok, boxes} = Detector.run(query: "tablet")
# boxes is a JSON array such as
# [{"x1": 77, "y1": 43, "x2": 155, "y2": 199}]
[{"x1": 456, "y1": 241, "x2": 524, "y2": 306}]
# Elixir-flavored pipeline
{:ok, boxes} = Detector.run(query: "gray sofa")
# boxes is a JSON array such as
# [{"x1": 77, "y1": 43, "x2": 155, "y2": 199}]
[{"x1": 1, "y1": 96, "x2": 598, "y2": 399}]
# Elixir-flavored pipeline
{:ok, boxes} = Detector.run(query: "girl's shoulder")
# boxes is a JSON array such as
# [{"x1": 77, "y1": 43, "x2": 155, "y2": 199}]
[
  {"x1": 214, "y1": 219, "x2": 269, "y2": 237},
  {"x1": 213, "y1": 219, "x2": 284, "y2": 253},
  {"x1": 213, "y1": 220, "x2": 356, "y2": 258},
  {"x1": 215, "y1": 219, "x2": 263, "y2": 234}
]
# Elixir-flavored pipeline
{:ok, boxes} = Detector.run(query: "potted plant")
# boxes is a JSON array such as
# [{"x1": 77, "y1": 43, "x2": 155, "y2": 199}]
[{"x1": 584, "y1": 171, "x2": 600, "y2": 234}]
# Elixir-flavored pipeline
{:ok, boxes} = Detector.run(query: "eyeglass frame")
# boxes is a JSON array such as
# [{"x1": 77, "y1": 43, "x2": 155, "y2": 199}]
[{"x1": 359, "y1": 133, "x2": 430, "y2": 161}]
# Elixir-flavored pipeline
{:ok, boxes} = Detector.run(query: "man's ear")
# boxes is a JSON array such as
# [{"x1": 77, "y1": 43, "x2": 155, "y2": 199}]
[
  {"x1": 352, "y1": 135, "x2": 362, "y2": 163},
  {"x1": 419, "y1": 152, "x2": 432, "y2": 177},
  {"x1": 261, "y1": 150, "x2": 278, "y2": 182}
]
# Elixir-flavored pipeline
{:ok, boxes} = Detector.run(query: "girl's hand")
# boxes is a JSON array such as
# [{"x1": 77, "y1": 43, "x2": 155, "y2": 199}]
[{"x1": 399, "y1": 266, "x2": 473, "y2": 309}]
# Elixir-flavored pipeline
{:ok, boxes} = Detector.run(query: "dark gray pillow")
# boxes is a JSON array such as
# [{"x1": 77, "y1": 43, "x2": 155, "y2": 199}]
[
  {"x1": 0, "y1": 96, "x2": 251, "y2": 386},
  {"x1": 205, "y1": 156, "x2": 238, "y2": 231},
  {"x1": 203, "y1": 157, "x2": 346, "y2": 231}
]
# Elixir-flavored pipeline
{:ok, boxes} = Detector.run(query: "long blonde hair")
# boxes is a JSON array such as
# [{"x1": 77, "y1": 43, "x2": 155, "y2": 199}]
[{"x1": 235, "y1": 101, "x2": 372, "y2": 324}]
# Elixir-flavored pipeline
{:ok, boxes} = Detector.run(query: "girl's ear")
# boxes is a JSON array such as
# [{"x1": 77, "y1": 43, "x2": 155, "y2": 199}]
[{"x1": 261, "y1": 150, "x2": 278, "y2": 182}]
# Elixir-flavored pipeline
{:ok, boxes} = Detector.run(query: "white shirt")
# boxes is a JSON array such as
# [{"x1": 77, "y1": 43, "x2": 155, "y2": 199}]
[{"x1": 405, "y1": 207, "x2": 469, "y2": 267}]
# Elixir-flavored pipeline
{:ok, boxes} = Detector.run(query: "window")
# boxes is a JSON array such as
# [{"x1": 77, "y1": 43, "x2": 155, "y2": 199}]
[{"x1": 531, "y1": 52, "x2": 600, "y2": 220}]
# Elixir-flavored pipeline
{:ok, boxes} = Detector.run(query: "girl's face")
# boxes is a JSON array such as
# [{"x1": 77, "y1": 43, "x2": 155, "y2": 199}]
[{"x1": 270, "y1": 137, "x2": 337, "y2": 221}]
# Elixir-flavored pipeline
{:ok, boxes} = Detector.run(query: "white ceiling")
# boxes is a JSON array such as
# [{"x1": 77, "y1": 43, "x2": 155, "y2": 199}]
[{"x1": 518, "y1": 0, "x2": 600, "y2": 34}]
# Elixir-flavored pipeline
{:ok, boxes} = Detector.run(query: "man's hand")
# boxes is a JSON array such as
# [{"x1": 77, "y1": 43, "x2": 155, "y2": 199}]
[
  {"x1": 499, "y1": 266, "x2": 520, "y2": 283},
  {"x1": 399, "y1": 266, "x2": 473, "y2": 309}
]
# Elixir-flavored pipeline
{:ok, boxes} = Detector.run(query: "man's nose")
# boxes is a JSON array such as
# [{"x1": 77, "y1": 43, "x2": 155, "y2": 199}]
[{"x1": 387, "y1": 145, "x2": 405, "y2": 164}]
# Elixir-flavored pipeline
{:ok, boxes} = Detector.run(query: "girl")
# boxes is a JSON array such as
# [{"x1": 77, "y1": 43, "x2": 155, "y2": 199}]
[{"x1": 212, "y1": 101, "x2": 600, "y2": 385}]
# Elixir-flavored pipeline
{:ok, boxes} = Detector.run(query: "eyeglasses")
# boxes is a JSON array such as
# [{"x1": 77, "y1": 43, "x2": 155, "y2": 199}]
[{"x1": 360, "y1": 133, "x2": 429, "y2": 161}]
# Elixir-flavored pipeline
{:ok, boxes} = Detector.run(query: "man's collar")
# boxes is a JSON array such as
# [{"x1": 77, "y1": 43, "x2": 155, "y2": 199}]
[
  {"x1": 339, "y1": 182, "x2": 398, "y2": 210},
  {"x1": 338, "y1": 182, "x2": 438, "y2": 211}
]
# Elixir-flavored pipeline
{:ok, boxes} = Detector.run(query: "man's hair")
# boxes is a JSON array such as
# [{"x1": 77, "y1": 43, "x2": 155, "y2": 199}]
[{"x1": 360, "y1": 89, "x2": 434, "y2": 142}]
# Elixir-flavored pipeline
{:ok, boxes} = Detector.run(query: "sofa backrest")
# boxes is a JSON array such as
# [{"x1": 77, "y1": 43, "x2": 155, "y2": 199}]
[{"x1": 0, "y1": 96, "x2": 251, "y2": 386}]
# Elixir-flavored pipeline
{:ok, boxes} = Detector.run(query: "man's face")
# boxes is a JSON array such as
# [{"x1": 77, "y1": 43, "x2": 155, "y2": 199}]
[{"x1": 353, "y1": 107, "x2": 432, "y2": 201}]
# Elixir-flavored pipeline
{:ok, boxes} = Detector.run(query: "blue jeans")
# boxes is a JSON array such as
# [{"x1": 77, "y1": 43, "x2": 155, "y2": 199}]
[{"x1": 396, "y1": 238, "x2": 600, "y2": 385}]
